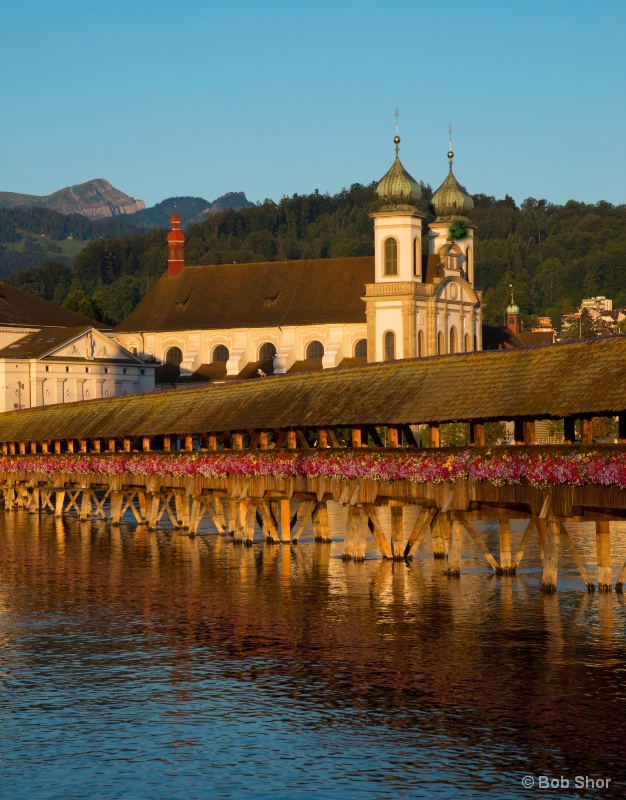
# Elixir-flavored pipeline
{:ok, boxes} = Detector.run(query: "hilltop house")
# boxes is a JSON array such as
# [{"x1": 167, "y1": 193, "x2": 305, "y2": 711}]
[{"x1": 114, "y1": 138, "x2": 483, "y2": 382}]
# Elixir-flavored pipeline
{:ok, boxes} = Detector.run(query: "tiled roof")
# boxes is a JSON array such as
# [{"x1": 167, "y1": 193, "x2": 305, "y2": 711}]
[
  {"x1": 2, "y1": 336, "x2": 626, "y2": 442},
  {"x1": 0, "y1": 327, "x2": 89, "y2": 359},
  {"x1": 114, "y1": 257, "x2": 375, "y2": 333},
  {"x1": 0, "y1": 283, "x2": 107, "y2": 329}
]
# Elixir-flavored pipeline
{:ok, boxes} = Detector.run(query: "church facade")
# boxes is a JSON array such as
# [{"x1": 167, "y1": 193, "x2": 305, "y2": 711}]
[{"x1": 114, "y1": 139, "x2": 482, "y2": 381}]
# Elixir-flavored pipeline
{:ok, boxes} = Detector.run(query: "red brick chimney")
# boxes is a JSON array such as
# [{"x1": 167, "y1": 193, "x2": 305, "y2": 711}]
[{"x1": 167, "y1": 208, "x2": 185, "y2": 277}]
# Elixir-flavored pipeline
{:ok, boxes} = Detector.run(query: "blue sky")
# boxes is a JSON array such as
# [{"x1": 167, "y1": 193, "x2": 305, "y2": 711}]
[{"x1": 1, "y1": 0, "x2": 625, "y2": 208}]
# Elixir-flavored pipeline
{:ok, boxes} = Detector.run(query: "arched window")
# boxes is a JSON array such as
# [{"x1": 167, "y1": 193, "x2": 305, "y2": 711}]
[
  {"x1": 165, "y1": 346, "x2": 183, "y2": 366},
  {"x1": 384, "y1": 238, "x2": 398, "y2": 276},
  {"x1": 464, "y1": 333, "x2": 471, "y2": 352},
  {"x1": 413, "y1": 237, "x2": 420, "y2": 277},
  {"x1": 437, "y1": 331, "x2": 444, "y2": 355},
  {"x1": 306, "y1": 340, "x2": 324, "y2": 359},
  {"x1": 384, "y1": 331, "x2": 395, "y2": 361},
  {"x1": 418, "y1": 330, "x2": 425, "y2": 357},
  {"x1": 450, "y1": 326, "x2": 457, "y2": 354},
  {"x1": 354, "y1": 339, "x2": 367, "y2": 358},
  {"x1": 212, "y1": 345, "x2": 229, "y2": 363},
  {"x1": 258, "y1": 342, "x2": 276, "y2": 361}
]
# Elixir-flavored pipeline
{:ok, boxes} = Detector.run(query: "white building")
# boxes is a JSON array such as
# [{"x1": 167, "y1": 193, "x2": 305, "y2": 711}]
[
  {"x1": 114, "y1": 139, "x2": 482, "y2": 381},
  {"x1": 0, "y1": 284, "x2": 154, "y2": 412}
]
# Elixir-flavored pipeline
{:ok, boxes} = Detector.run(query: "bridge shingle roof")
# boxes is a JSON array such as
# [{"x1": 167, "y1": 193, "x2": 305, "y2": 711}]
[{"x1": 1, "y1": 336, "x2": 625, "y2": 443}]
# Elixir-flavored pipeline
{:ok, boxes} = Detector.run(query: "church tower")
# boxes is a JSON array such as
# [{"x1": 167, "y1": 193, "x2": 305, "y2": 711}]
[
  {"x1": 167, "y1": 209, "x2": 185, "y2": 277},
  {"x1": 428, "y1": 128, "x2": 475, "y2": 285},
  {"x1": 364, "y1": 129, "x2": 425, "y2": 362}
]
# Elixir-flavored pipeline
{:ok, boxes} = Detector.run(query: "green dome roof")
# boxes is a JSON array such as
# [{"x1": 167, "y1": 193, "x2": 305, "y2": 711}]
[
  {"x1": 431, "y1": 165, "x2": 474, "y2": 219},
  {"x1": 507, "y1": 303, "x2": 520, "y2": 315},
  {"x1": 375, "y1": 137, "x2": 422, "y2": 211}
]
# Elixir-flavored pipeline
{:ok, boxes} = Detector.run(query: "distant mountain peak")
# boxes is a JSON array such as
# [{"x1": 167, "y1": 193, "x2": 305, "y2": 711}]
[{"x1": 0, "y1": 179, "x2": 145, "y2": 220}]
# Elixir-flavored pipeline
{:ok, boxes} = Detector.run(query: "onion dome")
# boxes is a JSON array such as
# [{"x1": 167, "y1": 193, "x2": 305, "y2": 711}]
[
  {"x1": 375, "y1": 136, "x2": 422, "y2": 211},
  {"x1": 507, "y1": 301, "x2": 520, "y2": 315},
  {"x1": 431, "y1": 150, "x2": 474, "y2": 220}
]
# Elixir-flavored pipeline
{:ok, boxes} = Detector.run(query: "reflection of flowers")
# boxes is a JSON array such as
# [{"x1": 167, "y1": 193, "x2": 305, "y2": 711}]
[{"x1": 1, "y1": 448, "x2": 626, "y2": 489}]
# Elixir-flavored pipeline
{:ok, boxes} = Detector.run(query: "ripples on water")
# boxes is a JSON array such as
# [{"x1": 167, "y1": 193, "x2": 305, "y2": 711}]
[{"x1": 0, "y1": 506, "x2": 625, "y2": 799}]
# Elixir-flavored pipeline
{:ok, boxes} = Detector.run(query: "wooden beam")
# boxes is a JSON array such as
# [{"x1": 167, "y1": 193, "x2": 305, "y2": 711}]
[
  {"x1": 523, "y1": 420, "x2": 536, "y2": 445},
  {"x1": 388, "y1": 425, "x2": 401, "y2": 448},
  {"x1": 232, "y1": 432, "x2": 243, "y2": 451},
  {"x1": 404, "y1": 507, "x2": 436, "y2": 559},
  {"x1": 53, "y1": 441, "x2": 61, "y2": 455},
  {"x1": 367, "y1": 506, "x2": 393, "y2": 558},
  {"x1": 580, "y1": 417, "x2": 593, "y2": 445},
  {"x1": 351, "y1": 427, "x2": 363, "y2": 448},
  {"x1": 274, "y1": 430, "x2": 287, "y2": 449},
  {"x1": 402, "y1": 424, "x2": 418, "y2": 448},
  {"x1": 512, "y1": 518, "x2": 536, "y2": 569},
  {"x1": 208, "y1": 433, "x2": 218, "y2": 451},
  {"x1": 66, "y1": 440, "x2": 74, "y2": 454},
  {"x1": 447, "y1": 519, "x2": 463, "y2": 576},
  {"x1": 367, "y1": 426, "x2": 383, "y2": 447},
  {"x1": 541, "y1": 518, "x2": 560, "y2": 592},
  {"x1": 123, "y1": 437, "x2": 131, "y2": 453},
  {"x1": 560, "y1": 521, "x2": 595, "y2": 592},
  {"x1": 184, "y1": 434, "x2": 194, "y2": 452},
  {"x1": 142, "y1": 436, "x2": 151, "y2": 452},
  {"x1": 287, "y1": 430, "x2": 297, "y2": 449},
  {"x1": 79, "y1": 439, "x2": 88, "y2": 454},
  {"x1": 30, "y1": 442, "x2": 37, "y2": 455},
  {"x1": 296, "y1": 429, "x2": 310, "y2": 449},
  {"x1": 499, "y1": 519, "x2": 513, "y2": 574},
  {"x1": 390, "y1": 506, "x2": 404, "y2": 560},
  {"x1": 248, "y1": 431, "x2": 260, "y2": 450},
  {"x1": 462, "y1": 518, "x2": 499, "y2": 572},
  {"x1": 470, "y1": 421, "x2": 485, "y2": 447},
  {"x1": 595, "y1": 520, "x2": 612, "y2": 592},
  {"x1": 317, "y1": 429, "x2": 328, "y2": 449},
  {"x1": 162, "y1": 435, "x2": 170, "y2": 453},
  {"x1": 19, "y1": 442, "x2": 26, "y2": 455},
  {"x1": 92, "y1": 439, "x2": 101, "y2": 453},
  {"x1": 564, "y1": 416, "x2": 576, "y2": 444},
  {"x1": 429, "y1": 423, "x2": 440, "y2": 448}
]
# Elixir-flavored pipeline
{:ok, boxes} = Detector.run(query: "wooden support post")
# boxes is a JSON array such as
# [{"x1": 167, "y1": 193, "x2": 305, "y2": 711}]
[
  {"x1": 30, "y1": 442, "x2": 37, "y2": 455},
  {"x1": 536, "y1": 518, "x2": 546, "y2": 559},
  {"x1": 342, "y1": 506, "x2": 358, "y2": 560},
  {"x1": 214, "y1": 496, "x2": 226, "y2": 532},
  {"x1": 367, "y1": 507, "x2": 393, "y2": 559},
  {"x1": 110, "y1": 491, "x2": 123, "y2": 526},
  {"x1": 619, "y1": 412, "x2": 626, "y2": 444},
  {"x1": 429, "y1": 423, "x2": 440, "y2": 448},
  {"x1": 233, "y1": 499, "x2": 247, "y2": 543},
  {"x1": 108, "y1": 438, "x2": 116, "y2": 453},
  {"x1": 80, "y1": 491, "x2": 92, "y2": 521},
  {"x1": 580, "y1": 417, "x2": 593, "y2": 445},
  {"x1": 9, "y1": 442, "x2": 16, "y2": 455},
  {"x1": 137, "y1": 491, "x2": 147, "y2": 523},
  {"x1": 29, "y1": 488, "x2": 40, "y2": 514},
  {"x1": 470, "y1": 421, "x2": 485, "y2": 446},
  {"x1": 558, "y1": 522, "x2": 595, "y2": 592},
  {"x1": 461, "y1": 518, "x2": 499, "y2": 572},
  {"x1": 79, "y1": 439, "x2": 87, "y2": 453},
  {"x1": 41, "y1": 441, "x2": 49, "y2": 454},
  {"x1": 513, "y1": 418, "x2": 524, "y2": 445},
  {"x1": 353, "y1": 506, "x2": 368, "y2": 561},
  {"x1": 541, "y1": 518, "x2": 560, "y2": 593},
  {"x1": 279, "y1": 498, "x2": 291, "y2": 542},
  {"x1": 404, "y1": 508, "x2": 436, "y2": 560},
  {"x1": 54, "y1": 490, "x2": 65, "y2": 517},
  {"x1": 317, "y1": 429, "x2": 328, "y2": 449},
  {"x1": 142, "y1": 437, "x2": 151, "y2": 452},
  {"x1": 351, "y1": 427, "x2": 363, "y2": 448},
  {"x1": 208, "y1": 433, "x2": 218, "y2": 451},
  {"x1": 92, "y1": 439, "x2": 101, "y2": 453},
  {"x1": 163, "y1": 435, "x2": 171, "y2": 453},
  {"x1": 147, "y1": 494, "x2": 160, "y2": 530},
  {"x1": 189, "y1": 497, "x2": 202, "y2": 535},
  {"x1": 523, "y1": 420, "x2": 535, "y2": 445},
  {"x1": 431, "y1": 513, "x2": 446, "y2": 558},
  {"x1": 563, "y1": 416, "x2": 576, "y2": 444},
  {"x1": 66, "y1": 440, "x2": 75, "y2": 454},
  {"x1": 292, "y1": 501, "x2": 316, "y2": 541},
  {"x1": 312, "y1": 501, "x2": 332, "y2": 542},
  {"x1": 388, "y1": 425, "x2": 400, "y2": 448},
  {"x1": 447, "y1": 519, "x2": 463, "y2": 577},
  {"x1": 54, "y1": 441, "x2": 61, "y2": 455},
  {"x1": 175, "y1": 493, "x2": 190, "y2": 529},
  {"x1": 232, "y1": 432, "x2": 243, "y2": 451},
  {"x1": 244, "y1": 500, "x2": 257, "y2": 546},
  {"x1": 1, "y1": 443, "x2": 7, "y2": 455},
  {"x1": 123, "y1": 437, "x2": 131, "y2": 453},
  {"x1": 184, "y1": 435, "x2": 194, "y2": 452},
  {"x1": 499, "y1": 519, "x2": 513, "y2": 574},
  {"x1": 228, "y1": 498, "x2": 237, "y2": 535},
  {"x1": 390, "y1": 506, "x2": 404, "y2": 560},
  {"x1": 19, "y1": 442, "x2": 26, "y2": 455},
  {"x1": 287, "y1": 430, "x2": 297, "y2": 450},
  {"x1": 596, "y1": 521, "x2": 612, "y2": 592}
]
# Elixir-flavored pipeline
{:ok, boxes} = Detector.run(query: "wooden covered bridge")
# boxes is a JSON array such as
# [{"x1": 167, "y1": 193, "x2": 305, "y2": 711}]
[{"x1": 2, "y1": 335, "x2": 626, "y2": 593}]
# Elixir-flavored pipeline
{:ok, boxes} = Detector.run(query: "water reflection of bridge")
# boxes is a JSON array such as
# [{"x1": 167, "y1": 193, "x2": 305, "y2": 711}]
[{"x1": 2, "y1": 336, "x2": 626, "y2": 593}]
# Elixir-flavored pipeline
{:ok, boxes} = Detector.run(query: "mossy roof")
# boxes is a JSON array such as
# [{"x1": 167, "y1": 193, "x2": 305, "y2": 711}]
[{"x1": 1, "y1": 335, "x2": 625, "y2": 442}]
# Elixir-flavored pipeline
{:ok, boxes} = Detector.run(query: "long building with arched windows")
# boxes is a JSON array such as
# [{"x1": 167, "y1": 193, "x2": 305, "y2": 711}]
[{"x1": 114, "y1": 139, "x2": 482, "y2": 384}]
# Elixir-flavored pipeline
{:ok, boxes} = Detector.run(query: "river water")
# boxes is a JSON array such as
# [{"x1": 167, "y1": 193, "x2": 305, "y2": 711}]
[{"x1": 0, "y1": 506, "x2": 625, "y2": 800}]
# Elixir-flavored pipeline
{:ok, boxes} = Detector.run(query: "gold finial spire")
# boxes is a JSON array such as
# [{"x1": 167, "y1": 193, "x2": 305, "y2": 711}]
[
  {"x1": 448, "y1": 124, "x2": 454, "y2": 165},
  {"x1": 394, "y1": 107, "x2": 400, "y2": 156}
]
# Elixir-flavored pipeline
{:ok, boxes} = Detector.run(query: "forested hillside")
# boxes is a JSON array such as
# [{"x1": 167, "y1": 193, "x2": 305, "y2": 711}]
[{"x1": 7, "y1": 182, "x2": 626, "y2": 327}]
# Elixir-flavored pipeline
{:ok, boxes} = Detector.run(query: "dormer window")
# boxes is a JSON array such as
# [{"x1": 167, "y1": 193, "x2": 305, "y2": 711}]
[{"x1": 384, "y1": 238, "x2": 397, "y2": 275}]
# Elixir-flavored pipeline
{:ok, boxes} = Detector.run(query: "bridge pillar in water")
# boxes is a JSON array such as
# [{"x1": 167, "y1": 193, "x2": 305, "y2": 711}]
[
  {"x1": 596, "y1": 521, "x2": 612, "y2": 592},
  {"x1": 447, "y1": 519, "x2": 463, "y2": 577},
  {"x1": 541, "y1": 518, "x2": 560, "y2": 592},
  {"x1": 498, "y1": 520, "x2": 514, "y2": 575},
  {"x1": 431, "y1": 514, "x2": 447, "y2": 559},
  {"x1": 312, "y1": 502, "x2": 331, "y2": 542},
  {"x1": 390, "y1": 506, "x2": 404, "y2": 560}
]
